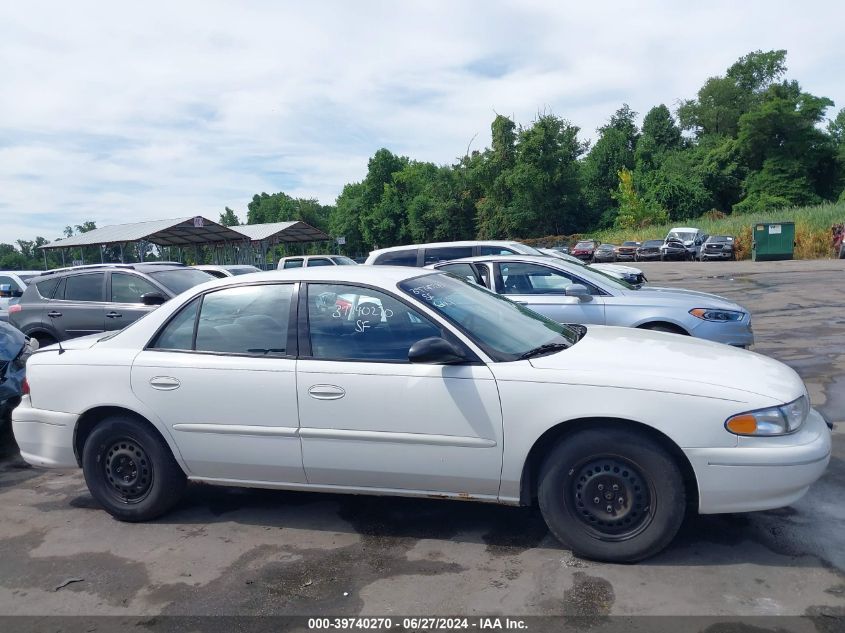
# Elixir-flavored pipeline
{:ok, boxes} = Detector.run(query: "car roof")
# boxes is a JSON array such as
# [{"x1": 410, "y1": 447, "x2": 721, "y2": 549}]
[
  {"x1": 368, "y1": 240, "x2": 524, "y2": 256},
  {"x1": 37, "y1": 263, "x2": 188, "y2": 278},
  {"x1": 279, "y1": 254, "x2": 338, "y2": 259},
  {"x1": 200, "y1": 265, "x2": 440, "y2": 288},
  {"x1": 667, "y1": 227, "x2": 700, "y2": 232},
  {"x1": 0, "y1": 270, "x2": 43, "y2": 276}
]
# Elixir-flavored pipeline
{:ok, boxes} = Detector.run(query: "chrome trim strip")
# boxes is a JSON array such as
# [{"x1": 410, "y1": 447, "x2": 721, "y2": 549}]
[
  {"x1": 173, "y1": 423, "x2": 299, "y2": 437},
  {"x1": 299, "y1": 427, "x2": 496, "y2": 448}
]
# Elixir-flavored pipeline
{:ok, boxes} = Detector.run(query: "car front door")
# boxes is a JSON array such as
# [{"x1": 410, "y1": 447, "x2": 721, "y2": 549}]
[
  {"x1": 493, "y1": 261, "x2": 606, "y2": 325},
  {"x1": 131, "y1": 282, "x2": 305, "y2": 483},
  {"x1": 104, "y1": 272, "x2": 162, "y2": 331},
  {"x1": 296, "y1": 282, "x2": 504, "y2": 497}
]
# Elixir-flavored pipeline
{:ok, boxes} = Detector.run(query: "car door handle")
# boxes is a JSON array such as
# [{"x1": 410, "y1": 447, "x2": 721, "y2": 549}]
[
  {"x1": 47, "y1": 311, "x2": 62, "y2": 318},
  {"x1": 308, "y1": 384, "x2": 345, "y2": 400},
  {"x1": 149, "y1": 376, "x2": 181, "y2": 391},
  {"x1": 106, "y1": 311, "x2": 123, "y2": 318}
]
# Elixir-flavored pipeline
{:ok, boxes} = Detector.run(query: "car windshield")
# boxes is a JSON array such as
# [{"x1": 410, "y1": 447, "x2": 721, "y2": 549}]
[
  {"x1": 398, "y1": 273, "x2": 578, "y2": 362},
  {"x1": 668, "y1": 231, "x2": 696, "y2": 242},
  {"x1": 643, "y1": 240, "x2": 663, "y2": 247},
  {"x1": 228, "y1": 266, "x2": 261, "y2": 275},
  {"x1": 17, "y1": 274, "x2": 39, "y2": 285},
  {"x1": 710, "y1": 236, "x2": 732, "y2": 243},
  {"x1": 579, "y1": 264, "x2": 637, "y2": 290},
  {"x1": 148, "y1": 269, "x2": 214, "y2": 295},
  {"x1": 507, "y1": 243, "x2": 545, "y2": 255},
  {"x1": 575, "y1": 241, "x2": 594, "y2": 248}
]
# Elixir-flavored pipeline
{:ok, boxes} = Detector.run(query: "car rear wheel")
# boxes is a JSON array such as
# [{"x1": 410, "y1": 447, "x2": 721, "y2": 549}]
[
  {"x1": 82, "y1": 416, "x2": 186, "y2": 522},
  {"x1": 32, "y1": 333, "x2": 57, "y2": 347},
  {"x1": 537, "y1": 427, "x2": 686, "y2": 563}
]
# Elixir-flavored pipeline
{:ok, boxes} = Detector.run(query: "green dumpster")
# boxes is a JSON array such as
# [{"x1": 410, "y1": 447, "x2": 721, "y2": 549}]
[{"x1": 752, "y1": 221, "x2": 795, "y2": 261}]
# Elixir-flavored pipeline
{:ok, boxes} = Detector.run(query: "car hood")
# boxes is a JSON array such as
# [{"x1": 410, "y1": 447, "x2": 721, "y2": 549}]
[
  {"x1": 528, "y1": 326, "x2": 801, "y2": 404},
  {"x1": 591, "y1": 263, "x2": 641, "y2": 275},
  {"x1": 624, "y1": 286, "x2": 745, "y2": 311}
]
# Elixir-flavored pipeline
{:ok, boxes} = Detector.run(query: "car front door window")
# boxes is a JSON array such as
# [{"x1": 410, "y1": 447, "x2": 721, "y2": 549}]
[
  {"x1": 306, "y1": 283, "x2": 441, "y2": 362},
  {"x1": 111, "y1": 273, "x2": 161, "y2": 303},
  {"x1": 497, "y1": 263, "x2": 596, "y2": 295}
]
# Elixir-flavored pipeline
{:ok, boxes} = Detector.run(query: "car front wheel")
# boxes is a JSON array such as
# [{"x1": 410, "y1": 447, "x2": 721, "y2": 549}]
[
  {"x1": 82, "y1": 416, "x2": 186, "y2": 522},
  {"x1": 537, "y1": 427, "x2": 686, "y2": 563}
]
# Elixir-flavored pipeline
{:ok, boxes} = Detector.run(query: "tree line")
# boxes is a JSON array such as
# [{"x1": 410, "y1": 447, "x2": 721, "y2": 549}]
[{"x1": 3, "y1": 49, "x2": 843, "y2": 269}]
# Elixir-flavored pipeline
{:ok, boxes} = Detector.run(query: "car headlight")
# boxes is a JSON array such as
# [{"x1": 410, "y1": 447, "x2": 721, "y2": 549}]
[
  {"x1": 689, "y1": 308, "x2": 745, "y2": 322},
  {"x1": 725, "y1": 395, "x2": 809, "y2": 436}
]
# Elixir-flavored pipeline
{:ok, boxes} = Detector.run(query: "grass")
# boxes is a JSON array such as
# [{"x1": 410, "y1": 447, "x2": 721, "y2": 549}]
[{"x1": 527, "y1": 201, "x2": 845, "y2": 260}]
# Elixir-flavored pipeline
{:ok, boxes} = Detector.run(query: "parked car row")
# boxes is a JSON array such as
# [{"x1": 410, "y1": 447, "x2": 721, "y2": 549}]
[
  {"x1": 557, "y1": 228, "x2": 736, "y2": 263},
  {"x1": 12, "y1": 262, "x2": 831, "y2": 565}
]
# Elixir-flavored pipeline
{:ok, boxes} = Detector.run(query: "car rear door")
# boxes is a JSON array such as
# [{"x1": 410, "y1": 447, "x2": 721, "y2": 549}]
[
  {"x1": 49, "y1": 272, "x2": 107, "y2": 339},
  {"x1": 131, "y1": 282, "x2": 305, "y2": 483}
]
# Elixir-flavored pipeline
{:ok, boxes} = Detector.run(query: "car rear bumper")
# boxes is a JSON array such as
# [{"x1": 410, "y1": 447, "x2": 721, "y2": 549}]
[
  {"x1": 12, "y1": 396, "x2": 78, "y2": 468},
  {"x1": 686, "y1": 408, "x2": 831, "y2": 514}
]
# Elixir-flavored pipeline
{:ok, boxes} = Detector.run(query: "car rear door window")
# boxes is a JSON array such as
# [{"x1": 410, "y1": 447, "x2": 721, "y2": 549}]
[
  {"x1": 372, "y1": 250, "x2": 418, "y2": 266},
  {"x1": 195, "y1": 285, "x2": 294, "y2": 355},
  {"x1": 306, "y1": 283, "x2": 441, "y2": 362},
  {"x1": 283, "y1": 259, "x2": 303, "y2": 269},
  {"x1": 111, "y1": 273, "x2": 161, "y2": 303},
  {"x1": 437, "y1": 263, "x2": 481, "y2": 284},
  {"x1": 307, "y1": 258, "x2": 333, "y2": 267},
  {"x1": 64, "y1": 273, "x2": 105, "y2": 302},
  {"x1": 423, "y1": 246, "x2": 473, "y2": 265}
]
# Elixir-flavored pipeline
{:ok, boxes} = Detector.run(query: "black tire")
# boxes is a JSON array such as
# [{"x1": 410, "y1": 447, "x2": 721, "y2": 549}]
[
  {"x1": 640, "y1": 323, "x2": 686, "y2": 335},
  {"x1": 537, "y1": 427, "x2": 686, "y2": 563},
  {"x1": 82, "y1": 416, "x2": 186, "y2": 522},
  {"x1": 32, "y1": 332, "x2": 57, "y2": 347}
]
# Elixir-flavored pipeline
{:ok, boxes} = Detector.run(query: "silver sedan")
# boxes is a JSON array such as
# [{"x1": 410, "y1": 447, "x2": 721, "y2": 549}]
[{"x1": 430, "y1": 255, "x2": 754, "y2": 347}]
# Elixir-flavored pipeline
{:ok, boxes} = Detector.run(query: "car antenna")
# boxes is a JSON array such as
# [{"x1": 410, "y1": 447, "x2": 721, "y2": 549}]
[{"x1": 57, "y1": 339, "x2": 65, "y2": 355}]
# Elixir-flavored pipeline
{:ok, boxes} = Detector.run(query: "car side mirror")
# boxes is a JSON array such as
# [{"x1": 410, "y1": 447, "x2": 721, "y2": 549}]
[
  {"x1": 408, "y1": 337, "x2": 467, "y2": 365},
  {"x1": 141, "y1": 292, "x2": 167, "y2": 306},
  {"x1": 565, "y1": 284, "x2": 590, "y2": 300}
]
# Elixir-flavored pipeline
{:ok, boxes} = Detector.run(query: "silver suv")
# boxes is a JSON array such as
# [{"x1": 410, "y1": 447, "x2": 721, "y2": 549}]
[{"x1": 9, "y1": 263, "x2": 212, "y2": 345}]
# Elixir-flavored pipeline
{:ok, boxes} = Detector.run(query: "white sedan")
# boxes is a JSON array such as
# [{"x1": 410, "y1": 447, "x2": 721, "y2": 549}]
[{"x1": 13, "y1": 267, "x2": 831, "y2": 562}]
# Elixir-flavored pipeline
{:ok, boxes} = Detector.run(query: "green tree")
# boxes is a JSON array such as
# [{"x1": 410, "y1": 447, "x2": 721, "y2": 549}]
[
  {"x1": 612, "y1": 168, "x2": 668, "y2": 229},
  {"x1": 219, "y1": 207, "x2": 241, "y2": 226},
  {"x1": 581, "y1": 104, "x2": 639, "y2": 227}
]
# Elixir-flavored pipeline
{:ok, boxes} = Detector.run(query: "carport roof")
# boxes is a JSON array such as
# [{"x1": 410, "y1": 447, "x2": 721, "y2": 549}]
[
  {"x1": 39, "y1": 217, "x2": 330, "y2": 249},
  {"x1": 232, "y1": 220, "x2": 329, "y2": 243},
  {"x1": 39, "y1": 216, "x2": 246, "y2": 249}
]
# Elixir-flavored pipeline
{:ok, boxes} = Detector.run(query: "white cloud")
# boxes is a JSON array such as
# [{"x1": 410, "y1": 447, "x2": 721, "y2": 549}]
[{"x1": 0, "y1": 0, "x2": 843, "y2": 242}]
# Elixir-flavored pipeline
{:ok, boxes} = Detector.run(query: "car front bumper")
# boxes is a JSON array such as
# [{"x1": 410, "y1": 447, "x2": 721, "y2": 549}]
[
  {"x1": 686, "y1": 408, "x2": 831, "y2": 514},
  {"x1": 689, "y1": 315, "x2": 755, "y2": 347},
  {"x1": 701, "y1": 250, "x2": 733, "y2": 259},
  {"x1": 12, "y1": 395, "x2": 79, "y2": 468}
]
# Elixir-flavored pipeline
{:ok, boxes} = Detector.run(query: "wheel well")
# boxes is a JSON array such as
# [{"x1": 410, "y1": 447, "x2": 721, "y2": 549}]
[
  {"x1": 519, "y1": 417, "x2": 698, "y2": 511},
  {"x1": 637, "y1": 321, "x2": 689, "y2": 335},
  {"x1": 73, "y1": 406, "x2": 169, "y2": 467}
]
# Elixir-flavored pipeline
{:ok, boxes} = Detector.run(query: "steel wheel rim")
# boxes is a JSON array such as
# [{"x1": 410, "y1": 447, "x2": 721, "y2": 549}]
[
  {"x1": 102, "y1": 437, "x2": 153, "y2": 504},
  {"x1": 567, "y1": 455, "x2": 654, "y2": 541}
]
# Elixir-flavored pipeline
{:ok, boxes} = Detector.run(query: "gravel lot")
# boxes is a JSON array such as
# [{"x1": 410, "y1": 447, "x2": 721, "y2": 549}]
[{"x1": 0, "y1": 259, "x2": 843, "y2": 618}]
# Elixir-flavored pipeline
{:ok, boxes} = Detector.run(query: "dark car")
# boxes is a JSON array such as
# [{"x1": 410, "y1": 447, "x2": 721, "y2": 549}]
[
  {"x1": 571, "y1": 240, "x2": 598, "y2": 261},
  {"x1": 8, "y1": 263, "x2": 213, "y2": 346},
  {"x1": 616, "y1": 241, "x2": 640, "y2": 261},
  {"x1": 635, "y1": 240, "x2": 663, "y2": 261},
  {"x1": 0, "y1": 322, "x2": 37, "y2": 427},
  {"x1": 700, "y1": 235, "x2": 736, "y2": 261},
  {"x1": 660, "y1": 237, "x2": 688, "y2": 261},
  {"x1": 592, "y1": 243, "x2": 617, "y2": 263}
]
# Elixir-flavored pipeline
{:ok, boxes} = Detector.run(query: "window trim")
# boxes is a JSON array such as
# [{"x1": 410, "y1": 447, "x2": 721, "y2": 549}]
[
  {"x1": 299, "y1": 280, "x2": 479, "y2": 365},
  {"x1": 145, "y1": 281, "x2": 300, "y2": 359}
]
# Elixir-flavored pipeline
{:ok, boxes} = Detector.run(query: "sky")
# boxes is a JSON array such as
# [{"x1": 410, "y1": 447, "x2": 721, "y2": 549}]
[{"x1": 1, "y1": 0, "x2": 843, "y2": 244}]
